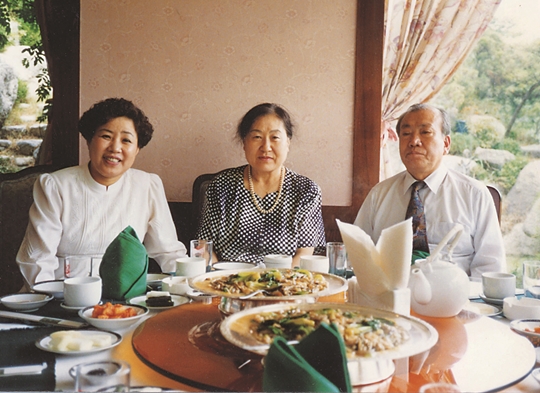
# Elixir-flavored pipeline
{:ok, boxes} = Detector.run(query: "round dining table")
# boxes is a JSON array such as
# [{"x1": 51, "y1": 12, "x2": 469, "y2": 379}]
[{"x1": 131, "y1": 300, "x2": 538, "y2": 392}]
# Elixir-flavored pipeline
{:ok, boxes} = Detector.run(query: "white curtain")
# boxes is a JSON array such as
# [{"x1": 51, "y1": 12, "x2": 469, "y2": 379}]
[{"x1": 380, "y1": 0, "x2": 501, "y2": 179}]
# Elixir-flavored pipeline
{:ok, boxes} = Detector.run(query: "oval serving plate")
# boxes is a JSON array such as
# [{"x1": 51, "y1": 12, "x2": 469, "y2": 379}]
[
  {"x1": 128, "y1": 294, "x2": 189, "y2": 310},
  {"x1": 188, "y1": 268, "x2": 347, "y2": 301},
  {"x1": 36, "y1": 330, "x2": 122, "y2": 355},
  {"x1": 220, "y1": 302, "x2": 438, "y2": 360}
]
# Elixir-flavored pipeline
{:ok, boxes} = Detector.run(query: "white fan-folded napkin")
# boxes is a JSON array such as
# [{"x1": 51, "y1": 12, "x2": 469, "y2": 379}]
[{"x1": 336, "y1": 219, "x2": 412, "y2": 314}]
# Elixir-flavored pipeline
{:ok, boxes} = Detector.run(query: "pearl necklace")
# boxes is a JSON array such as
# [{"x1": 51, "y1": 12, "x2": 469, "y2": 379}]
[{"x1": 248, "y1": 165, "x2": 285, "y2": 214}]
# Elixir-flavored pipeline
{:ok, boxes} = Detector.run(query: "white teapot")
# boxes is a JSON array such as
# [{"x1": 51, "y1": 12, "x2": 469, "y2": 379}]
[{"x1": 409, "y1": 224, "x2": 469, "y2": 318}]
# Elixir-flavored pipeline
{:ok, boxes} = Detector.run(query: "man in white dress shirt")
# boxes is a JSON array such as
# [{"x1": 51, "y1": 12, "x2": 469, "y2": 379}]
[{"x1": 354, "y1": 103, "x2": 506, "y2": 280}]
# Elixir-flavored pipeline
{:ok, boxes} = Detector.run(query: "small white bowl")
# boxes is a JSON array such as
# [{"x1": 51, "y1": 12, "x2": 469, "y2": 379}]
[
  {"x1": 147, "y1": 273, "x2": 170, "y2": 289},
  {"x1": 78, "y1": 304, "x2": 149, "y2": 331},
  {"x1": 212, "y1": 262, "x2": 257, "y2": 270},
  {"x1": 503, "y1": 297, "x2": 540, "y2": 320},
  {"x1": 510, "y1": 319, "x2": 540, "y2": 347},
  {"x1": 162, "y1": 276, "x2": 190, "y2": 295},
  {"x1": 32, "y1": 280, "x2": 64, "y2": 299},
  {"x1": 1, "y1": 293, "x2": 53, "y2": 312}
]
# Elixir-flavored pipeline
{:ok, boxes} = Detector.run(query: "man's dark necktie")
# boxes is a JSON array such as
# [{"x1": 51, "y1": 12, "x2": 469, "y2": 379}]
[{"x1": 405, "y1": 181, "x2": 429, "y2": 253}]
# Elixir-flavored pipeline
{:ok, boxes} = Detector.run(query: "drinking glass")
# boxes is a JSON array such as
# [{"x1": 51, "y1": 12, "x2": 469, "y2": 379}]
[
  {"x1": 64, "y1": 256, "x2": 103, "y2": 278},
  {"x1": 523, "y1": 260, "x2": 540, "y2": 298},
  {"x1": 74, "y1": 361, "x2": 130, "y2": 392},
  {"x1": 327, "y1": 242, "x2": 347, "y2": 277},
  {"x1": 190, "y1": 239, "x2": 213, "y2": 271}
]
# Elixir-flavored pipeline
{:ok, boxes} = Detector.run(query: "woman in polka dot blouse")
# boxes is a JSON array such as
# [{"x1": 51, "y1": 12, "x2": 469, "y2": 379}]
[{"x1": 196, "y1": 103, "x2": 326, "y2": 267}]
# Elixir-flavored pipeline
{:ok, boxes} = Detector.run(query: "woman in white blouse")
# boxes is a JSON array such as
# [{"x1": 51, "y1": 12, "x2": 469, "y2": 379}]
[{"x1": 17, "y1": 98, "x2": 187, "y2": 288}]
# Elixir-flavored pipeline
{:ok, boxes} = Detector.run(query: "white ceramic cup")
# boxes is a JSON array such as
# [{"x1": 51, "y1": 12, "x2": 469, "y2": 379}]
[
  {"x1": 161, "y1": 276, "x2": 190, "y2": 295},
  {"x1": 299, "y1": 255, "x2": 330, "y2": 273},
  {"x1": 263, "y1": 254, "x2": 293, "y2": 269},
  {"x1": 175, "y1": 257, "x2": 207, "y2": 277},
  {"x1": 63, "y1": 276, "x2": 102, "y2": 307},
  {"x1": 482, "y1": 272, "x2": 516, "y2": 299}
]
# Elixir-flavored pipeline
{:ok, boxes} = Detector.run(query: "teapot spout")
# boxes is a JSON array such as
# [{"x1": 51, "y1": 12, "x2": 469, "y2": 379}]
[{"x1": 410, "y1": 268, "x2": 432, "y2": 305}]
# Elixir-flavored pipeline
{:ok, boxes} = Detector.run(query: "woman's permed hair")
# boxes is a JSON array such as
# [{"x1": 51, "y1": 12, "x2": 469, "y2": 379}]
[
  {"x1": 237, "y1": 103, "x2": 295, "y2": 141},
  {"x1": 78, "y1": 98, "x2": 154, "y2": 148}
]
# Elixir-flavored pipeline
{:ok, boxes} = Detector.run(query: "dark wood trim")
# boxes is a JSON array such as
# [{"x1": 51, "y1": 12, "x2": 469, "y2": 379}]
[
  {"x1": 51, "y1": 1, "x2": 80, "y2": 167},
  {"x1": 36, "y1": 0, "x2": 80, "y2": 168},
  {"x1": 323, "y1": 0, "x2": 384, "y2": 242}
]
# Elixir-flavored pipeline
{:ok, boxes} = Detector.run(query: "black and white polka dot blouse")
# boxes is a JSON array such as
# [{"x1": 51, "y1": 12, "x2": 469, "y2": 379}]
[{"x1": 196, "y1": 165, "x2": 326, "y2": 264}]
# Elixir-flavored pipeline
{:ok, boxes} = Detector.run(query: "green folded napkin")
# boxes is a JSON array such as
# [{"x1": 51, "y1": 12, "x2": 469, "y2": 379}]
[
  {"x1": 99, "y1": 226, "x2": 148, "y2": 300},
  {"x1": 412, "y1": 250, "x2": 430, "y2": 265},
  {"x1": 263, "y1": 323, "x2": 352, "y2": 392}
]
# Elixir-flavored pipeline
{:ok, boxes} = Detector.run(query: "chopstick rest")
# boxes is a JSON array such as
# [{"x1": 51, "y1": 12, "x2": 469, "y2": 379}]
[{"x1": 0, "y1": 363, "x2": 46, "y2": 377}]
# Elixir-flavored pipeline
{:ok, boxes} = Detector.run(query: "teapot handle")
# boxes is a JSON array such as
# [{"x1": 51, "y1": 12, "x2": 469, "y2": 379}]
[{"x1": 427, "y1": 224, "x2": 463, "y2": 263}]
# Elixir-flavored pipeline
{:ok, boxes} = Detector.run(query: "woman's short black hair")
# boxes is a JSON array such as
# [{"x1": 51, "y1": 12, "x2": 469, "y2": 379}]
[
  {"x1": 237, "y1": 103, "x2": 295, "y2": 141},
  {"x1": 78, "y1": 98, "x2": 154, "y2": 148}
]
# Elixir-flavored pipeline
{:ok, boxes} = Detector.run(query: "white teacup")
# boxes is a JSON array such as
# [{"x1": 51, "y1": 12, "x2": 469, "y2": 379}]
[
  {"x1": 63, "y1": 276, "x2": 102, "y2": 307},
  {"x1": 482, "y1": 272, "x2": 516, "y2": 299},
  {"x1": 175, "y1": 257, "x2": 207, "y2": 277},
  {"x1": 263, "y1": 254, "x2": 293, "y2": 269},
  {"x1": 162, "y1": 276, "x2": 190, "y2": 295},
  {"x1": 299, "y1": 255, "x2": 330, "y2": 273}
]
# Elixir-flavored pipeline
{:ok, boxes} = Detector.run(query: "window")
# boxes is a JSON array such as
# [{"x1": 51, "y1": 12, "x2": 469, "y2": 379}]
[{"x1": 428, "y1": 0, "x2": 540, "y2": 284}]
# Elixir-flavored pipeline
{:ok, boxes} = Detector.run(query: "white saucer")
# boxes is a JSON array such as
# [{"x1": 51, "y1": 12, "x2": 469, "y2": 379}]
[
  {"x1": 463, "y1": 301, "x2": 502, "y2": 317},
  {"x1": 479, "y1": 293, "x2": 505, "y2": 305},
  {"x1": 60, "y1": 302, "x2": 87, "y2": 311}
]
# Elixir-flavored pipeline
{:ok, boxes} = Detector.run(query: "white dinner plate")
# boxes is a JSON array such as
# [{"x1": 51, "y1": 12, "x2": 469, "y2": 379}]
[
  {"x1": 220, "y1": 302, "x2": 438, "y2": 360},
  {"x1": 32, "y1": 280, "x2": 64, "y2": 299},
  {"x1": 35, "y1": 330, "x2": 122, "y2": 355},
  {"x1": 128, "y1": 295, "x2": 189, "y2": 310}
]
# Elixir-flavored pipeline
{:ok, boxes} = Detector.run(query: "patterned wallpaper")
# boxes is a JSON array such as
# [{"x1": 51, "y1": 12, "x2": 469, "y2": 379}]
[{"x1": 80, "y1": 0, "x2": 356, "y2": 205}]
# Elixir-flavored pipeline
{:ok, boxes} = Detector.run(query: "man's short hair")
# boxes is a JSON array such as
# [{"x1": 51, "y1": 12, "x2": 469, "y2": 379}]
[{"x1": 396, "y1": 103, "x2": 451, "y2": 136}]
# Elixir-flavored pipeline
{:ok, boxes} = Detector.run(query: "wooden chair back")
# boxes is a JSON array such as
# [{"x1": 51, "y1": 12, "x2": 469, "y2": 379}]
[
  {"x1": 191, "y1": 173, "x2": 217, "y2": 235},
  {"x1": 487, "y1": 185, "x2": 502, "y2": 224},
  {"x1": 0, "y1": 165, "x2": 60, "y2": 294}
]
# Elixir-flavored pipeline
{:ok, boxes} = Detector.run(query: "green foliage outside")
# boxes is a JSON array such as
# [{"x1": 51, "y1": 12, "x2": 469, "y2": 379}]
[
  {"x1": 431, "y1": 22, "x2": 540, "y2": 193},
  {"x1": 449, "y1": 133, "x2": 478, "y2": 156},
  {"x1": 0, "y1": 156, "x2": 17, "y2": 173},
  {"x1": 15, "y1": 77, "x2": 27, "y2": 103},
  {"x1": 0, "y1": 0, "x2": 50, "y2": 122}
]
